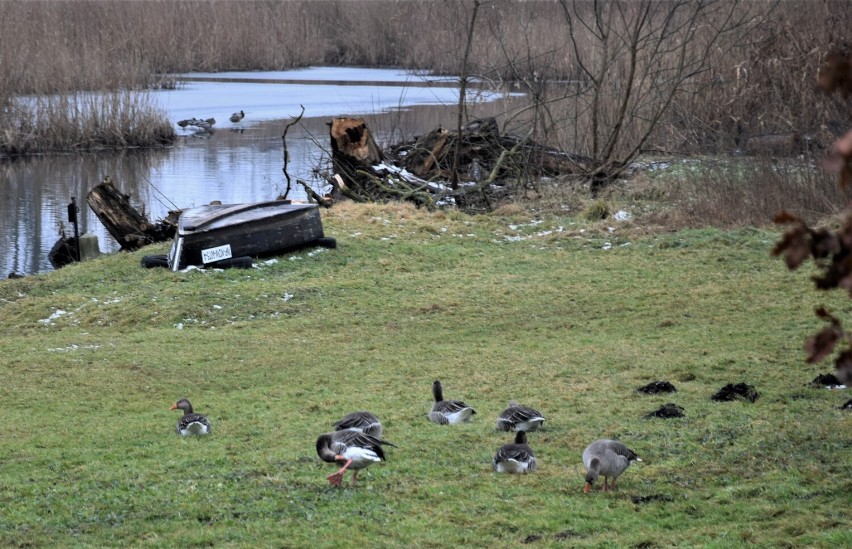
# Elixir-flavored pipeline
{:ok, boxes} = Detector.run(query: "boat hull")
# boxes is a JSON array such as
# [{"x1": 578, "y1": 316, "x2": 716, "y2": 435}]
[{"x1": 167, "y1": 201, "x2": 327, "y2": 270}]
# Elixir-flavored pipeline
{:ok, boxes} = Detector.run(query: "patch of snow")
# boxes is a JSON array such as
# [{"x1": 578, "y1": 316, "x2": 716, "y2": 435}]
[
  {"x1": 614, "y1": 210, "x2": 631, "y2": 221},
  {"x1": 602, "y1": 242, "x2": 613, "y2": 250},
  {"x1": 39, "y1": 310, "x2": 67, "y2": 324},
  {"x1": 47, "y1": 344, "x2": 102, "y2": 352}
]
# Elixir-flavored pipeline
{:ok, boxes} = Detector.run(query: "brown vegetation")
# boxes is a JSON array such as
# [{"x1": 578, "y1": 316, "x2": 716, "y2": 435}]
[
  {"x1": 0, "y1": 92, "x2": 175, "y2": 155},
  {"x1": 0, "y1": 0, "x2": 849, "y2": 176}
]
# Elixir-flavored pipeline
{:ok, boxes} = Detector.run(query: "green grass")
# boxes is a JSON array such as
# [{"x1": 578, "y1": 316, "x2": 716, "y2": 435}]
[{"x1": 1, "y1": 202, "x2": 850, "y2": 548}]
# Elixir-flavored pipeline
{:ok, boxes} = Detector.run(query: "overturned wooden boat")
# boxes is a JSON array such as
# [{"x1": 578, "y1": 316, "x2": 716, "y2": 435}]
[{"x1": 158, "y1": 200, "x2": 334, "y2": 270}]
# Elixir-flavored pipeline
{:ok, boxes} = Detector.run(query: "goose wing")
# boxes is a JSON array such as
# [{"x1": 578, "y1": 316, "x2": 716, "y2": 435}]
[
  {"x1": 497, "y1": 405, "x2": 544, "y2": 428},
  {"x1": 334, "y1": 411, "x2": 382, "y2": 436},
  {"x1": 176, "y1": 413, "x2": 211, "y2": 434},
  {"x1": 434, "y1": 399, "x2": 474, "y2": 414}
]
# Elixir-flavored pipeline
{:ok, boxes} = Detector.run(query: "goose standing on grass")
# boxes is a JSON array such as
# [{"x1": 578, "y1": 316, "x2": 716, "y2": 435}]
[
  {"x1": 496, "y1": 401, "x2": 546, "y2": 432},
  {"x1": 428, "y1": 380, "x2": 476, "y2": 425},
  {"x1": 582, "y1": 439, "x2": 641, "y2": 493},
  {"x1": 334, "y1": 411, "x2": 383, "y2": 438},
  {"x1": 229, "y1": 110, "x2": 245, "y2": 123},
  {"x1": 316, "y1": 429, "x2": 396, "y2": 486},
  {"x1": 493, "y1": 431, "x2": 538, "y2": 473},
  {"x1": 169, "y1": 398, "x2": 211, "y2": 436}
]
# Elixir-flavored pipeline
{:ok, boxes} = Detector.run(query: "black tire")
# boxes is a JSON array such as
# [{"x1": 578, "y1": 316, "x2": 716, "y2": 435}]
[
  {"x1": 210, "y1": 256, "x2": 253, "y2": 269},
  {"x1": 141, "y1": 255, "x2": 169, "y2": 268},
  {"x1": 314, "y1": 237, "x2": 337, "y2": 249}
]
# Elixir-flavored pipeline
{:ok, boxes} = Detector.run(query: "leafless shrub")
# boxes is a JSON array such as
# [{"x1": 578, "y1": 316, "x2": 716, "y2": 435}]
[{"x1": 665, "y1": 157, "x2": 845, "y2": 229}]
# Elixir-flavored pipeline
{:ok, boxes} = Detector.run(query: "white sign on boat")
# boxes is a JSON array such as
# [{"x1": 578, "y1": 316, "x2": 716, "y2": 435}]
[{"x1": 201, "y1": 244, "x2": 233, "y2": 264}]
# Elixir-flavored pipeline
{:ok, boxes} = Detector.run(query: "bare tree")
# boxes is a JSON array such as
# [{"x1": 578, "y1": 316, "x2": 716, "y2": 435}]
[{"x1": 557, "y1": 0, "x2": 762, "y2": 192}]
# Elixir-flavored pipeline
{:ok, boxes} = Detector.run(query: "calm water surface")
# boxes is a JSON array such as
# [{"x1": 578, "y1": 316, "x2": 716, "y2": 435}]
[{"x1": 1, "y1": 68, "x2": 522, "y2": 275}]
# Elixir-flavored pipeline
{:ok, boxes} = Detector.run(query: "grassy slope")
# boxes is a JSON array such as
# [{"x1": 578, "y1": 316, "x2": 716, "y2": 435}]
[{"x1": 0, "y1": 203, "x2": 849, "y2": 548}]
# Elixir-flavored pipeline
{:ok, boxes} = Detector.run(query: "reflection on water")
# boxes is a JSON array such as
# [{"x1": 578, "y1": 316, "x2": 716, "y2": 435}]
[{"x1": 1, "y1": 74, "x2": 525, "y2": 275}]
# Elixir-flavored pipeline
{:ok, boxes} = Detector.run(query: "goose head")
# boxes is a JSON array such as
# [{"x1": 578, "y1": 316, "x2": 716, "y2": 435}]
[
  {"x1": 583, "y1": 458, "x2": 601, "y2": 493},
  {"x1": 170, "y1": 398, "x2": 193, "y2": 414},
  {"x1": 432, "y1": 380, "x2": 444, "y2": 402},
  {"x1": 315, "y1": 433, "x2": 346, "y2": 465}
]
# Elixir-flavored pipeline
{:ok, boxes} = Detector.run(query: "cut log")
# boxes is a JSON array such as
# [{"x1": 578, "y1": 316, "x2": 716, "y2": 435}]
[{"x1": 86, "y1": 176, "x2": 179, "y2": 251}]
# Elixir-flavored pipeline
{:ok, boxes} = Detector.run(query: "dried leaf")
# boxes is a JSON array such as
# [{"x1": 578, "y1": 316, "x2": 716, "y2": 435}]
[
  {"x1": 805, "y1": 325, "x2": 841, "y2": 364},
  {"x1": 816, "y1": 50, "x2": 852, "y2": 99},
  {"x1": 772, "y1": 224, "x2": 811, "y2": 269},
  {"x1": 836, "y1": 349, "x2": 852, "y2": 384},
  {"x1": 815, "y1": 307, "x2": 841, "y2": 325}
]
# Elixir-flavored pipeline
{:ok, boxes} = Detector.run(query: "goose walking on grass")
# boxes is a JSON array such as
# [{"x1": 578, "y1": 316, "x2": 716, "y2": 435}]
[
  {"x1": 169, "y1": 398, "x2": 211, "y2": 436},
  {"x1": 334, "y1": 411, "x2": 383, "y2": 438},
  {"x1": 229, "y1": 110, "x2": 245, "y2": 123},
  {"x1": 428, "y1": 380, "x2": 476, "y2": 425},
  {"x1": 582, "y1": 439, "x2": 641, "y2": 493},
  {"x1": 496, "y1": 401, "x2": 545, "y2": 432},
  {"x1": 316, "y1": 430, "x2": 396, "y2": 486},
  {"x1": 493, "y1": 431, "x2": 538, "y2": 473}
]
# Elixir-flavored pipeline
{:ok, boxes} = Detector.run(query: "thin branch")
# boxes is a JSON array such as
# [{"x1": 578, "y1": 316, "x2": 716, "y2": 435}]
[{"x1": 279, "y1": 105, "x2": 305, "y2": 200}]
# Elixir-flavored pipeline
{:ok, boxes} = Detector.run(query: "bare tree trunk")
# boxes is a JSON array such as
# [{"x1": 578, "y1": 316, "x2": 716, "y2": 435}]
[{"x1": 450, "y1": 0, "x2": 483, "y2": 189}]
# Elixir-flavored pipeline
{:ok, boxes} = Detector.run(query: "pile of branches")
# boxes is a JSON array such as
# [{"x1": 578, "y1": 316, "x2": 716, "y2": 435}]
[{"x1": 313, "y1": 117, "x2": 594, "y2": 213}]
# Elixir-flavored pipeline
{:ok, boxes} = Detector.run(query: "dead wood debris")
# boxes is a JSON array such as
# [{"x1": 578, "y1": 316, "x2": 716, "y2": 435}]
[
  {"x1": 87, "y1": 176, "x2": 179, "y2": 251},
  {"x1": 322, "y1": 116, "x2": 594, "y2": 213}
]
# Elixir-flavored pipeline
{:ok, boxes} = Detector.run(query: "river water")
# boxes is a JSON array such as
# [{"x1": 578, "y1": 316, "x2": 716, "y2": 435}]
[{"x1": 1, "y1": 68, "x2": 521, "y2": 275}]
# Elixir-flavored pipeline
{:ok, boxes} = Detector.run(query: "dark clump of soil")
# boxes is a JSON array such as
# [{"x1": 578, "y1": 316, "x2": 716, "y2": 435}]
[
  {"x1": 644, "y1": 403, "x2": 685, "y2": 419},
  {"x1": 841, "y1": 399, "x2": 852, "y2": 410},
  {"x1": 809, "y1": 373, "x2": 843, "y2": 387},
  {"x1": 555, "y1": 530, "x2": 582, "y2": 540},
  {"x1": 711, "y1": 382, "x2": 759, "y2": 402},
  {"x1": 637, "y1": 380, "x2": 677, "y2": 394},
  {"x1": 631, "y1": 494, "x2": 675, "y2": 505},
  {"x1": 522, "y1": 534, "x2": 543, "y2": 544}
]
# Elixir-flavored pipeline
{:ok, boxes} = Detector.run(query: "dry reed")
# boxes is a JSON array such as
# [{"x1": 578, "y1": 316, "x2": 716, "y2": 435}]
[{"x1": 0, "y1": 1, "x2": 848, "y2": 191}]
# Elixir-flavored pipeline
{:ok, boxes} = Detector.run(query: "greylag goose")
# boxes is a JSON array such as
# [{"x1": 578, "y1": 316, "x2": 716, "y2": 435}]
[
  {"x1": 334, "y1": 411, "x2": 383, "y2": 438},
  {"x1": 582, "y1": 439, "x2": 641, "y2": 493},
  {"x1": 493, "y1": 430, "x2": 538, "y2": 473},
  {"x1": 229, "y1": 110, "x2": 245, "y2": 123},
  {"x1": 316, "y1": 430, "x2": 396, "y2": 486},
  {"x1": 496, "y1": 401, "x2": 545, "y2": 432},
  {"x1": 428, "y1": 380, "x2": 476, "y2": 425},
  {"x1": 169, "y1": 398, "x2": 211, "y2": 436}
]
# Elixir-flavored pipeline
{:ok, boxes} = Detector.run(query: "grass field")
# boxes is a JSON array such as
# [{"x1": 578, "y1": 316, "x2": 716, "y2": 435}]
[{"x1": 0, "y1": 201, "x2": 850, "y2": 548}]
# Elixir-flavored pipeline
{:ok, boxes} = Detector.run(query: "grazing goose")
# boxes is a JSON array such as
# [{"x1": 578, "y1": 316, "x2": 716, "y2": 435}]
[
  {"x1": 428, "y1": 380, "x2": 476, "y2": 425},
  {"x1": 229, "y1": 110, "x2": 245, "y2": 123},
  {"x1": 169, "y1": 398, "x2": 211, "y2": 436},
  {"x1": 496, "y1": 401, "x2": 546, "y2": 432},
  {"x1": 582, "y1": 439, "x2": 641, "y2": 493},
  {"x1": 316, "y1": 429, "x2": 396, "y2": 486},
  {"x1": 334, "y1": 411, "x2": 383, "y2": 438},
  {"x1": 493, "y1": 430, "x2": 538, "y2": 473}
]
